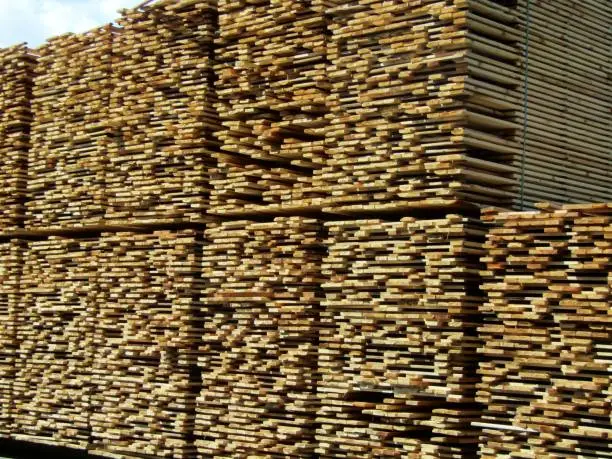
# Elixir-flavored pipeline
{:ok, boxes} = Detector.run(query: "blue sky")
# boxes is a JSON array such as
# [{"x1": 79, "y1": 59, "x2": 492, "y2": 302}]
[{"x1": 0, "y1": 0, "x2": 131, "y2": 48}]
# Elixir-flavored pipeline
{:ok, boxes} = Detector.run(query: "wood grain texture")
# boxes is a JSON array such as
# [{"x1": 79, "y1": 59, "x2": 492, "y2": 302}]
[
  {"x1": 12, "y1": 237, "x2": 98, "y2": 450},
  {"x1": 26, "y1": 27, "x2": 115, "y2": 230},
  {"x1": 105, "y1": 0, "x2": 218, "y2": 225}
]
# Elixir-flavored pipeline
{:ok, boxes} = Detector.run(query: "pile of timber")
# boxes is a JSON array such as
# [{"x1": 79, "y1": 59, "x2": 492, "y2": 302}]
[
  {"x1": 89, "y1": 230, "x2": 204, "y2": 459},
  {"x1": 210, "y1": 0, "x2": 330, "y2": 215},
  {"x1": 105, "y1": 0, "x2": 218, "y2": 225},
  {"x1": 0, "y1": 45, "x2": 35, "y2": 231},
  {"x1": 319, "y1": 0, "x2": 522, "y2": 214},
  {"x1": 317, "y1": 216, "x2": 485, "y2": 458},
  {"x1": 26, "y1": 27, "x2": 115, "y2": 230},
  {"x1": 195, "y1": 218, "x2": 323, "y2": 456},
  {"x1": 513, "y1": 0, "x2": 612, "y2": 207},
  {"x1": 12, "y1": 237, "x2": 99, "y2": 450},
  {"x1": 478, "y1": 203, "x2": 612, "y2": 458},
  {"x1": 0, "y1": 240, "x2": 24, "y2": 436}
]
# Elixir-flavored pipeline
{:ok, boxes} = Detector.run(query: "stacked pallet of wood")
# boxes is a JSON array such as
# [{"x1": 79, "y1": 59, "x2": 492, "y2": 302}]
[
  {"x1": 0, "y1": 240, "x2": 24, "y2": 437},
  {"x1": 195, "y1": 218, "x2": 323, "y2": 457},
  {"x1": 210, "y1": 0, "x2": 330, "y2": 215},
  {"x1": 105, "y1": 0, "x2": 218, "y2": 225},
  {"x1": 317, "y1": 0, "x2": 522, "y2": 214},
  {"x1": 514, "y1": 0, "x2": 612, "y2": 207},
  {"x1": 11, "y1": 237, "x2": 98, "y2": 450},
  {"x1": 0, "y1": 45, "x2": 35, "y2": 231},
  {"x1": 317, "y1": 216, "x2": 485, "y2": 458},
  {"x1": 90, "y1": 230, "x2": 204, "y2": 459},
  {"x1": 478, "y1": 203, "x2": 612, "y2": 458},
  {"x1": 26, "y1": 27, "x2": 115, "y2": 230}
]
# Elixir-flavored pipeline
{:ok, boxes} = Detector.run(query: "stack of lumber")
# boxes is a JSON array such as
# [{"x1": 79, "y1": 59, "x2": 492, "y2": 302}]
[
  {"x1": 317, "y1": 0, "x2": 522, "y2": 214},
  {"x1": 210, "y1": 0, "x2": 330, "y2": 215},
  {"x1": 514, "y1": 0, "x2": 612, "y2": 207},
  {"x1": 478, "y1": 203, "x2": 612, "y2": 458},
  {"x1": 90, "y1": 230, "x2": 204, "y2": 459},
  {"x1": 105, "y1": 0, "x2": 218, "y2": 225},
  {"x1": 0, "y1": 240, "x2": 24, "y2": 437},
  {"x1": 317, "y1": 216, "x2": 485, "y2": 458},
  {"x1": 11, "y1": 237, "x2": 99, "y2": 450},
  {"x1": 195, "y1": 218, "x2": 322, "y2": 456},
  {"x1": 0, "y1": 45, "x2": 35, "y2": 231},
  {"x1": 26, "y1": 27, "x2": 115, "y2": 230}
]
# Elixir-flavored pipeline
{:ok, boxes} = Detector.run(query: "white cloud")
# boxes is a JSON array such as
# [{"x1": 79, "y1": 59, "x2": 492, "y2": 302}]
[{"x1": 0, "y1": 0, "x2": 132, "y2": 48}]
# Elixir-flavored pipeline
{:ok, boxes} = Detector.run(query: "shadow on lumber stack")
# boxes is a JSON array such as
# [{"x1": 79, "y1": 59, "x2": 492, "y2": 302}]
[
  {"x1": 195, "y1": 218, "x2": 323, "y2": 457},
  {"x1": 513, "y1": 0, "x2": 611, "y2": 206},
  {"x1": 0, "y1": 45, "x2": 35, "y2": 231},
  {"x1": 478, "y1": 203, "x2": 612, "y2": 458},
  {"x1": 316, "y1": 216, "x2": 485, "y2": 458}
]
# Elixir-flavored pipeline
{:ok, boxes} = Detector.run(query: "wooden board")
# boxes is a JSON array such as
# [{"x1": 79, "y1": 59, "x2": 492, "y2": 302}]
[
  {"x1": 209, "y1": 0, "x2": 331, "y2": 216},
  {"x1": 317, "y1": 0, "x2": 522, "y2": 215},
  {"x1": 511, "y1": 0, "x2": 612, "y2": 208},
  {"x1": 26, "y1": 26, "x2": 116, "y2": 230},
  {"x1": 23, "y1": 0, "x2": 219, "y2": 231}
]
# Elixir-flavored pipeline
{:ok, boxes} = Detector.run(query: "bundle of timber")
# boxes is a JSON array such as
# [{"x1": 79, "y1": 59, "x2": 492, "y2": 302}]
[
  {"x1": 12, "y1": 237, "x2": 99, "y2": 449},
  {"x1": 514, "y1": 0, "x2": 612, "y2": 207},
  {"x1": 210, "y1": 0, "x2": 330, "y2": 215},
  {"x1": 0, "y1": 45, "x2": 36, "y2": 231},
  {"x1": 26, "y1": 27, "x2": 116, "y2": 230},
  {"x1": 0, "y1": 240, "x2": 24, "y2": 437},
  {"x1": 195, "y1": 218, "x2": 323, "y2": 457},
  {"x1": 478, "y1": 203, "x2": 612, "y2": 458},
  {"x1": 317, "y1": 216, "x2": 486, "y2": 458},
  {"x1": 319, "y1": 0, "x2": 522, "y2": 214},
  {"x1": 105, "y1": 0, "x2": 219, "y2": 225},
  {"x1": 90, "y1": 230, "x2": 204, "y2": 459}
]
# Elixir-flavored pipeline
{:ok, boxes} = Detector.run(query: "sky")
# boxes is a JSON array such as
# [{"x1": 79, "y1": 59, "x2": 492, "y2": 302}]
[{"x1": 0, "y1": 0, "x2": 132, "y2": 48}]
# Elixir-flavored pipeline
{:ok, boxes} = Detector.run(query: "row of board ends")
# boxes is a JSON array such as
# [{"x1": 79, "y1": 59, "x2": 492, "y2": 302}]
[
  {"x1": 0, "y1": 0, "x2": 523, "y2": 57},
  {"x1": 0, "y1": 0, "x2": 217, "y2": 57},
  {"x1": 1, "y1": 202, "x2": 610, "y2": 240}
]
